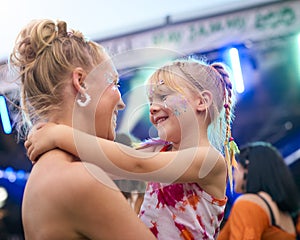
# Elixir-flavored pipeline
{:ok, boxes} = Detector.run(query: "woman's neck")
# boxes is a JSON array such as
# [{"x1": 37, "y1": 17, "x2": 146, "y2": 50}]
[{"x1": 49, "y1": 111, "x2": 92, "y2": 135}]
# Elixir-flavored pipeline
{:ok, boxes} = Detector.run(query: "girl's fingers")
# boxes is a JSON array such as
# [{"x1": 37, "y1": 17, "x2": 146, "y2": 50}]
[
  {"x1": 35, "y1": 122, "x2": 47, "y2": 130},
  {"x1": 27, "y1": 145, "x2": 34, "y2": 162},
  {"x1": 24, "y1": 139, "x2": 31, "y2": 150}
]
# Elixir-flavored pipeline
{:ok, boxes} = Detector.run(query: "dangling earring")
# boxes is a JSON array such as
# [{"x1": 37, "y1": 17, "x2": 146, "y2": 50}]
[{"x1": 77, "y1": 92, "x2": 91, "y2": 107}]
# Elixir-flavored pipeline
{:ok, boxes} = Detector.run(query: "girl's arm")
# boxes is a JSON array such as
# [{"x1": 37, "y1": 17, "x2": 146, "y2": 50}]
[{"x1": 26, "y1": 123, "x2": 224, "y2": 184}]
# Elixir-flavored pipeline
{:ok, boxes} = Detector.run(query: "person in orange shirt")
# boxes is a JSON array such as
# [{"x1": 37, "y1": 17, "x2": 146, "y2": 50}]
[{"x1": 218, "y1": 141, "x2": 300, "y2": 240}]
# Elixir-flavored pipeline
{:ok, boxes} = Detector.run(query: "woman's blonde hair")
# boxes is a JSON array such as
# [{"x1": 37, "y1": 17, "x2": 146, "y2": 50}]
[{"x1": 9, "y1": 19, "x2": 106, "y2": 138}]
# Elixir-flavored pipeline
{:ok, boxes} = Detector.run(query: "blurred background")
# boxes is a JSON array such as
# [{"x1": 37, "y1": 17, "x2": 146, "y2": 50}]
[{"x1": 0, "y1": 0, "x2": 299, "y2": 238}]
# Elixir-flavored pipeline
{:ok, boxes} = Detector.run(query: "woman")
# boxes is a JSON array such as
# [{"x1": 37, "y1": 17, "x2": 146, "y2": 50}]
[
  {"x1": 10, "y1": 19, "x2": 156, "y2": 239},
  {"x1": 218, "y1": 141, "x2": 300, "y2": 240}
]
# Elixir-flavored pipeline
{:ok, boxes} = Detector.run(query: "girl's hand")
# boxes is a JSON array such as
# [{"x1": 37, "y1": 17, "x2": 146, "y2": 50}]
[{"x1": 25, "y1": 122, "x2": 59, "y2": 163}]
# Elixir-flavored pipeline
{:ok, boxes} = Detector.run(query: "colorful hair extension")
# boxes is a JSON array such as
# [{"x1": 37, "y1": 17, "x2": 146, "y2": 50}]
[{"x1": 211, "y1": 63, "x2": 239, "y2": 191}]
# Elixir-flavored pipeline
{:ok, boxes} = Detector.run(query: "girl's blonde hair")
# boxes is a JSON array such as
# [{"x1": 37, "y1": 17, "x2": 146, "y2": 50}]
[
  {"x1": 148, "y1": 58, "x2": 239, "y2": 189},
  {"x1": 9, "y1": 19, "x2": 107, "y2": 139}
]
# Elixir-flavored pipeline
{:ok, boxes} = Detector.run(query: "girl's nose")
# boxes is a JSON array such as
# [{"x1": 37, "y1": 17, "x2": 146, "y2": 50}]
[{"x1": 149, "y1": 102, "x2": 161, "y2": 115}]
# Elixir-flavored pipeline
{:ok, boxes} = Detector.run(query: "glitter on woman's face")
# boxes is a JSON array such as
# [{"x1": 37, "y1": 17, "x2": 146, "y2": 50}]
[
  {"x1": 104, "y1": 71, "x2": 120, "y2": 91},
  {"x1": 104, "y1": 72, "x2": 114, "y2": 85}
]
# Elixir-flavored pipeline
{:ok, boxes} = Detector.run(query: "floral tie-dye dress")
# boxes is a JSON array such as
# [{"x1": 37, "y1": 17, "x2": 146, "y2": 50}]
[{"x1": 139, "y1": 145, "x2": 227, "y2": 240}]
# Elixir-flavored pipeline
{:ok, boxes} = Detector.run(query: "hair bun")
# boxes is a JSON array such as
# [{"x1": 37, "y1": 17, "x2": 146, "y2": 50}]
[
  {"x1": 19, "y1": 37, "x2": 36, "y2": 65},
  {"x1": 12, "y1": 20, "x2": 58, "y2": 68},
  {"x1": 57, "y1": 21, "x2": 67, "y2": 38}
]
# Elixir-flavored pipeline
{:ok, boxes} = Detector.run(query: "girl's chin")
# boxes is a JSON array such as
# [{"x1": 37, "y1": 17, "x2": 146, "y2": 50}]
[
  {"x1": 157, "y1": 131, "x2": 167, "y2": 141},
  {"x1": 158, "y1": 129, "x2": 180, "y2": 142}
]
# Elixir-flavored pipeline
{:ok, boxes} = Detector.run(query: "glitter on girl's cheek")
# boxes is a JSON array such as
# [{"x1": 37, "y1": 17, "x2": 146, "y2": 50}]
[
  {"x1": 166, "y1": 95, "x2": 188, "y2": 116},
  {"x1": 163, "y1": 100, "x2": 168, "y2": 108},
  {"x1": 111, "y1": 85, "x2": 118, "y2": 91},
  {"x1": 174, "y1": 109, "x2": 181, "y2": 116}
]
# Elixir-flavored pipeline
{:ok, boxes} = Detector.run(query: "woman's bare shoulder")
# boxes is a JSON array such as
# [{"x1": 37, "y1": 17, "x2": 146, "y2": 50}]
[
  {"x1": 235, "y1": 193, "x2": 274, "y2": 216},
  {"x1": 237, "y1": 192, "x2": 271, "y2": 204},
  {"x1": 236, "y1": 193, "x2": 263, "y2": 203},
  {"x1": 27, "y1": 150, "x2": 99, "y2": 199}
]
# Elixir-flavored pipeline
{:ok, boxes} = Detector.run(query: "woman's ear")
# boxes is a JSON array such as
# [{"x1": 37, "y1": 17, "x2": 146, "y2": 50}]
[
  {"x1": 72, "y1": 67, "x2": 87, "y2": 94},
  {"x1": 196, "y1": 90, "x2": 213, "y2": 112}
]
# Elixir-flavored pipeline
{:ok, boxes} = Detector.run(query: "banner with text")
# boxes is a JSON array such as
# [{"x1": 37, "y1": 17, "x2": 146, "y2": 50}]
[{"x1": 99, "y1": 1, "x2": 300, "y2": 68}]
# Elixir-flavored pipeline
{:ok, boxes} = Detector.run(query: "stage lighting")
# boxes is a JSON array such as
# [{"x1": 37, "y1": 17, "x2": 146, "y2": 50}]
[
  {"x1": 228, "y1": 47, "x2": 245, "y2": 94},
  {"x1": 0, "y1": 95, "x2": 12, "y2": 134},
  {"x1": 297, "y1": 33, "x2": 300, "y2": 80},
  {"x1": 0, "y1": 187, "x2": 8, "y2": 208}
]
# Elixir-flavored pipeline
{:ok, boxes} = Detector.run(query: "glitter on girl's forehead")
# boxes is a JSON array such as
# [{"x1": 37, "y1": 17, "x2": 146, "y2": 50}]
[
  {"x1": 147, "y1": 82, "x2": 160, "y2": 98},
  {"x1": 147, "y1": 77, "x2": 175, "y2": 100},
  {"x1": 158, "y1": 79, "x2": 164, "y2": 85},
  {"x1": 146, "y1": 83, "x2": 155, "y2": 99}
]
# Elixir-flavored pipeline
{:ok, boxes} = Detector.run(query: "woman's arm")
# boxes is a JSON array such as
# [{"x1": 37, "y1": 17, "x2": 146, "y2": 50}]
[{"x1": 26, "y1": 123, "x2": 224, "y2": 184}]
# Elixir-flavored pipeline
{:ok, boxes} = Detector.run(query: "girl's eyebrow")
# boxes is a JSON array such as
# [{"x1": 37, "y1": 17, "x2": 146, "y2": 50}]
[{"x1": 147, "y1": 84, "x2": 173, "y2": 99}]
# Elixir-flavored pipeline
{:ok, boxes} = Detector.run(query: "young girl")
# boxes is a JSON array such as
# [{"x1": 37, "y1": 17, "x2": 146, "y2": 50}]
[{"x1": 26, "y1": 58, "x2": 239, "y2": 239}]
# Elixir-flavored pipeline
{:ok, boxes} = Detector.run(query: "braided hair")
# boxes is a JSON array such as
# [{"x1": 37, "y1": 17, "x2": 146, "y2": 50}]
[{"x1": 211, "y1": 63, "x2": 239, "y2": 190}]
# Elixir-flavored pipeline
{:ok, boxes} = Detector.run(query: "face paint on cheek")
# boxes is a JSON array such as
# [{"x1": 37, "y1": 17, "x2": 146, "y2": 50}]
[
  {"x1": 163, "y1": 100, "x2": 168, "y2": 108},
  {"x1": 173, "y1": 108, "x2": 181, "y2": 116},
  {"x1": 166, "y1": 95, "x2": 188, "y2": 116}
]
